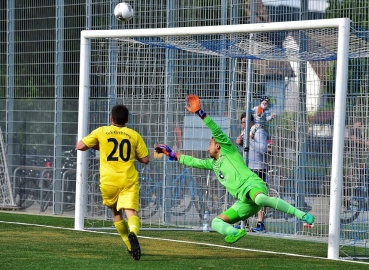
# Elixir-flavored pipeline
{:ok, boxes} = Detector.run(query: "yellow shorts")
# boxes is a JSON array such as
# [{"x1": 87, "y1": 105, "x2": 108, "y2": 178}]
[{"x1": 100, "y1": 182, "x2": 139, "y2": 212}]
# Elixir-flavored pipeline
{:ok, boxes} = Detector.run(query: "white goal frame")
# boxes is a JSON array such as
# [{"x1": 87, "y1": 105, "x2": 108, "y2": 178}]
[{"x1": 75, "y1": 18, "x2": 350, "y2": 260}]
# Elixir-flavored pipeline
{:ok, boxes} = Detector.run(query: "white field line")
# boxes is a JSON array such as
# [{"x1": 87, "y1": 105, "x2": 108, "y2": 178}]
[{"x1": 0, "y1": 220, "x2": 368, "y2": 265}]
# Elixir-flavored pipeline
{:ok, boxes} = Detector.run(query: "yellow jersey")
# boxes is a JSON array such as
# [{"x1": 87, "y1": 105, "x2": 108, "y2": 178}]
[{"x1": 82, "y1": 125, "x2": 149, "y2": 187}]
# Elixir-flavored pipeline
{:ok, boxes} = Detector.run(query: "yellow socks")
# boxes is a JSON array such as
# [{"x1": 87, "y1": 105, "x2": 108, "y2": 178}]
[
  {"x1": 128, "y1": 215, "x2": 141, "y2": 236},
  {"x1": 114, "y1": 219, "x2": 131, "y2": 250},
  {"x1": 114, "y1": 216, "x2": 141, "y2": 251}
]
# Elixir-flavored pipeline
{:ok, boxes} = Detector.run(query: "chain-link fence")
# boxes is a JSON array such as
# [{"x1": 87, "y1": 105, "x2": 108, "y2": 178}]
[{"x1": 1, "y1": 0, "x2": 369, "y2": 260}]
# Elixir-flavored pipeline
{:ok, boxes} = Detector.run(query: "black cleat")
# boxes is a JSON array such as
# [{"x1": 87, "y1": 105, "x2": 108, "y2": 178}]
[{"x1": 128, "y1": 232, "x2": 141, "y2": 261}]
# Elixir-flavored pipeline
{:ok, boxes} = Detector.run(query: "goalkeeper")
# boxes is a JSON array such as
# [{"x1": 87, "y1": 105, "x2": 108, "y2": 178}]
[{"x1": 155, "y1": 95, "x2": 314, "y2": 244}]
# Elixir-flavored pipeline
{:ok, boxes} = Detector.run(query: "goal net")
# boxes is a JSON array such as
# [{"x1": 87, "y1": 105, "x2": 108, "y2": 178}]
[
  {"x1": 0, "y1": 127, "x2": 16, "y2": 208},
  {"x1": 76, "y1": 19, "x2": 369, "y2": 259}
]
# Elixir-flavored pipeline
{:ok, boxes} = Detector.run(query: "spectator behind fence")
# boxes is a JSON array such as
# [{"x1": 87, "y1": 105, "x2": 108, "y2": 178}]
[
  {"x1": 250, "y1": 96, "x2": 276, "y2": 141},
  {"x1": 236, "y1": 112, "x2": 268, "y2": 233}
]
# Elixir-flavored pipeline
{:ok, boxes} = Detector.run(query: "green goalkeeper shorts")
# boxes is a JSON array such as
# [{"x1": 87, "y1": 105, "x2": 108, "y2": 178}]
[{"x1": 223, "y1": 198, "x2": 262, "y2": 223}]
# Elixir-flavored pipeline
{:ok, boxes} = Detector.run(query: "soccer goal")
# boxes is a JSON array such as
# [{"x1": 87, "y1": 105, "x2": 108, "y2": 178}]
[{"x1": 76, "y1": 18, "x2": 354, "y2": 260}]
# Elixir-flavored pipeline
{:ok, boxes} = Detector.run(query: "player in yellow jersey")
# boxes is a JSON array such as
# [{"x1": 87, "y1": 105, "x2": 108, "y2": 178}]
[{"x1": 76, "y1": 104, "x2": 149, "y2": 261}]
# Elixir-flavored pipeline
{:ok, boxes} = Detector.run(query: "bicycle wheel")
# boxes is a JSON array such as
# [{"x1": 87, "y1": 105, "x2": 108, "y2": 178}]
[
  {"x1": 40, "y1": 190, "x2": 52, "y2": 212},
  {"x1": 14, "y1": 176, "x2": 37, "y2": 209},
  {"x1": 340, "y1": 194, "x2": 361, "y2": 224},
  {"x1": 62, "y1": 175, "x2": 76, "y2": 212},
  {"x1": 192, "y1": 183, "x2": 205, "y2": 220},
  {"x1": 40, "y1": 178, "x2": 53, "y2": 212},
  {"x1": 139, "y1": 179, "x2": 159, "y2": 219},
  {"x1": 140, "y1": 192, "x2": 158, "y2": 219},
  {"x1": 204, "y1": 193, "x2": 220, "y2": 215},
  {"x1": 203, "y1": 171, "x2": 227, "y2": 215},
  {"x1": 171, "y1": 188, "x2": 192, "y2": 216}
]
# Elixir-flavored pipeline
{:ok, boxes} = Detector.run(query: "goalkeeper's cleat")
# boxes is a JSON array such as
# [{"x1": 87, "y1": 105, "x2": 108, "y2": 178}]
[
  {"x1": 224, "y1": 229, "x2": 246, "y2": 244},
  {"x1": 128, "y1": 232, "x2": 141, "y2": 261},
  {"x1": 251, "y1": 222, "x2": 265, "y2": 233},
  {"x1": 302, "y1": 213, "x2": 315, "y2": 225}
]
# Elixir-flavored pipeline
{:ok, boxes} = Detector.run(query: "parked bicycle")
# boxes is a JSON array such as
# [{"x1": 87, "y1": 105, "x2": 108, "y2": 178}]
[
  {"x1": 139, "y1": 167, "x2": 204, "y2": 219},
  {"x1": 340, "y1": 186, "x2": 369, "y2": 224},
  {"x1": 41, "y1": 149, "x2": 77, "y2": 212},
  {"x1": 337, "y1": 166, "x2": 369, "y2": 224},
  {"x1": 13, "y1": 148, "x2": 77, "y2": 212},
  {"x1": 13, "y1": 153, "x2": 53, "y2": 211}
]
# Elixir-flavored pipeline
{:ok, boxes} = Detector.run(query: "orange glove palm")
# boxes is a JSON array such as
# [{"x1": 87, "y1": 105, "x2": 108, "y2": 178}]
[
  {"x1": 186, "y1": 95, "x2": 201, "y2": 113},
  {"x1": 186, "y1": 94, "x2": 207, "y2": 119}
]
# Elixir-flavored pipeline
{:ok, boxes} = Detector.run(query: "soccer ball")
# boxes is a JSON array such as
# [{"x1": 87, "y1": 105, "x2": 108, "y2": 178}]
[{"x1": 114, "y1": 2, "x2": 134, "y2": 22}]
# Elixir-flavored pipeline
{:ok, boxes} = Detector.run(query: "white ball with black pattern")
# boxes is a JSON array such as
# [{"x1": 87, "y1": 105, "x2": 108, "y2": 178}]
[{"x1": 114, "y1": 2, "x2": 134, "y2": 22}]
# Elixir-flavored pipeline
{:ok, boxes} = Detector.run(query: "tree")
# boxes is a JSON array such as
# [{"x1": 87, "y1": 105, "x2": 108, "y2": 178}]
[
  {"x1": 327, "y1": 0, "x2": 369, "y2": 28},
  {"x1": 324, "y1": 0, "x2": 369, "y2": 101}
]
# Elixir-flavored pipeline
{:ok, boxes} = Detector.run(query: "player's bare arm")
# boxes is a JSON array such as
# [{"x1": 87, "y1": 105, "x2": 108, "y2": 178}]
[
  {"x1": 76, "y1": 140, "x2": 99, "y2": 151},
  {"x1": 76, "y1": 140, "x2": 89, "y2": 151},
  {"x1": 136, "y1": 155, "x2": 150, "y2": 164}
]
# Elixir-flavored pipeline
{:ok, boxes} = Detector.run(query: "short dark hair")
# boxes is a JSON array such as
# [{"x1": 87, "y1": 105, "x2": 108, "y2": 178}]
[
  {"x1": 111, "y1": 105, "x2": 129, "y2": 125},
  {"x1": 240, "y1": 112, "x2": 254, "y2": 122},
  {"x1": 260, "y1": 95, "x2": 270, "y2": 103}
]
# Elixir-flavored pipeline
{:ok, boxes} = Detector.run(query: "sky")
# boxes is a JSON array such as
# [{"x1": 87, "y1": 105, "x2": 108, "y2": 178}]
[{"x1": 262, "y1": 0, "x2": 329, "y2": 12}]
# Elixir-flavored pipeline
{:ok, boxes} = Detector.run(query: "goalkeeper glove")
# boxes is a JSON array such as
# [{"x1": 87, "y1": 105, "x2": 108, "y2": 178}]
[
  {"x1": 186, "y1": 94, "x2": 207, "y2": 119},
  {"x1": 154, "y1": 144, "x2": 179, "y2": 161}
]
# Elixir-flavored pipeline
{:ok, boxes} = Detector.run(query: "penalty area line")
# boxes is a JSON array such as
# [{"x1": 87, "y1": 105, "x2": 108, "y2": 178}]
[{"x1": 1, "y1": 220, "x2": 368, "y2": 265}]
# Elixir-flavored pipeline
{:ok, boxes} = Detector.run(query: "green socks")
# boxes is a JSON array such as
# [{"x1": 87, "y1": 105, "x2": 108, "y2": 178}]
[
  {"x1": 211, "y1": 217, "x2": 239, "y2": 236},
  {"x1": 254, "y1": 193, "x2": 306, "y2": 220}
]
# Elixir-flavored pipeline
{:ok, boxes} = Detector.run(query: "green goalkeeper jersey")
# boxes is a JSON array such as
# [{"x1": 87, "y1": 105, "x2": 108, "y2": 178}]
[{"x1": 179, "y1": 116, "x2": 267, "y2": 202}]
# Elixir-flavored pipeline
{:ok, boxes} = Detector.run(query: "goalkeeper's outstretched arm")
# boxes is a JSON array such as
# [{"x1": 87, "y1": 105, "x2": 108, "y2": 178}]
[
  {"x1": 186, "y1": 94, "x2": 235, "y2": 153},
  {"x1": 154, "y1": 144, "x2": 212, "y2": 170}
]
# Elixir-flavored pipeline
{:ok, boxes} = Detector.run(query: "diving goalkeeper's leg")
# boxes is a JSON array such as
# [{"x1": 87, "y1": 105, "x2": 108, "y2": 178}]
[
  {"x1": 251, "y1": 189, "x2": 315, "y2": 225},
  {"x1": 212, "y1": 202, "x2": 260, "y2": 244}
]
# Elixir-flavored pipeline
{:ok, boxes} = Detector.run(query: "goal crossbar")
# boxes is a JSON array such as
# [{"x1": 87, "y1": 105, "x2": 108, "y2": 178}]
[
  {"x1": 76, "y1": 18, "x2": 351, "y2": 261},
  {"x1": 80, "y1": 18, "x2": 349, "y2": 39}
]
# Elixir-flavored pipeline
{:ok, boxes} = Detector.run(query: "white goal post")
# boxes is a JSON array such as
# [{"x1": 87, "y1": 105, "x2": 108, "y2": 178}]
[{"x1": 76, "y1": 18, "x2": 350, "y2": 260}]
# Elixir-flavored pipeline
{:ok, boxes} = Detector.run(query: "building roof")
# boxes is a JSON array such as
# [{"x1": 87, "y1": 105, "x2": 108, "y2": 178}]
[{"x1": 245, "y1": 0, "x2": 331, "y2": 79}]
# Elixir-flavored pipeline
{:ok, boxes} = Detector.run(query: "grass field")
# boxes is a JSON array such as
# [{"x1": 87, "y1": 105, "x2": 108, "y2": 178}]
[{"x1": 1, "y1": 211, "x2": 368, "y2": 270}]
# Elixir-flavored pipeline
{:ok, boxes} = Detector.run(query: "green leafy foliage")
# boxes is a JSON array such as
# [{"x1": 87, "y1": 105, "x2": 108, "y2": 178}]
[{"x1": 327, "y1": 0, "x2": 369, "y2": 28}]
